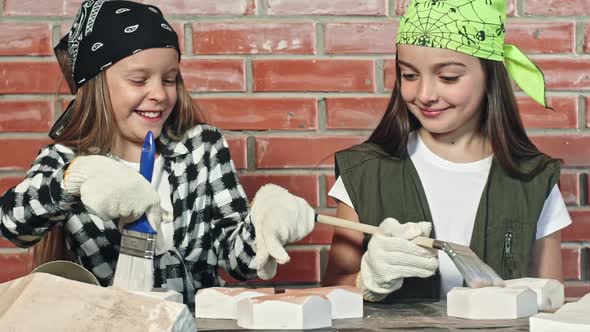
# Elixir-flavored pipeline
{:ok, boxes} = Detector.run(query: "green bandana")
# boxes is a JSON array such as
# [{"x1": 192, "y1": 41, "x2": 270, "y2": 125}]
[{"x1": 396, "y1": 0, "x2": 548, "y2": 108}]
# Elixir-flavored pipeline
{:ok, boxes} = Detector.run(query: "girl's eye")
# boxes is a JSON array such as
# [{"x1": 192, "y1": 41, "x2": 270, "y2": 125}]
[
  {"x1": 129, "y1": 79, "x2": 146, "y2": 85},
  {"x1": 401, "y1": 73, "x2": 418, "y2": 81},
  {"x1": 163, "y1": 79, "x2": 176, "y2": 85},
  {"x1": 440, "y1": 76, "x2": 459, "y2": 83}
]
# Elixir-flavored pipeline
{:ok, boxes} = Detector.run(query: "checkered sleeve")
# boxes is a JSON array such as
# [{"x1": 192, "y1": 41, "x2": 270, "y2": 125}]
[
  {"x1": 0, "y1": 144, "x2": 78, "y2": 248},
  {"x1": 205, "y1": 128, "x2": 258, "y2": 281}
]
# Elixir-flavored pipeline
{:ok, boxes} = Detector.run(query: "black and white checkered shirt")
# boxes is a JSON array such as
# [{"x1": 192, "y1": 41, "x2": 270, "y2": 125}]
[{"x1": 0, "y1": 124, "x2": 257, "y2": 307}]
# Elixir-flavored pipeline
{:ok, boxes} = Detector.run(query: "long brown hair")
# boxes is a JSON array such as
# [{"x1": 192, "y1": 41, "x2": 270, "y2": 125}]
[
  {"x1": 368, "y1": 57, "x2": 556, "y2": 179},
  {"x1": 52, "y1": 71, "x2": 201, "y2": 154}
]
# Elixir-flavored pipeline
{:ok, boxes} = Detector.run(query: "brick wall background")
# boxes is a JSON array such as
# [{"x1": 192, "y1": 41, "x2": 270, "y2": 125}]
[{"x1": 0, "y1": 0, "x2": 589, "y2": 298}]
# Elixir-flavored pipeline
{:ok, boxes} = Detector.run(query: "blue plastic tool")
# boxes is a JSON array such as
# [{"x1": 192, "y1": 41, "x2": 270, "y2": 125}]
[{"x1": 124, "y1": 131, "x2": 157, "y2": 235}]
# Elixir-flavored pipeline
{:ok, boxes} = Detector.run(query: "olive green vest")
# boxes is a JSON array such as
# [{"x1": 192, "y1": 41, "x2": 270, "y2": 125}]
[{"x1": 335, "y1": 142, "x2": 560, "y2": 302}]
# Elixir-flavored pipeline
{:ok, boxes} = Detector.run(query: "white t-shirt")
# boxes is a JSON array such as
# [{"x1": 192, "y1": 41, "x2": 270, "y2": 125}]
[
  {"x1": 120, "y1": 156, "x2": 174, "y2": 255},
  {"x1": 328, "y1": 131, "x2": 572, "y2": 296}
]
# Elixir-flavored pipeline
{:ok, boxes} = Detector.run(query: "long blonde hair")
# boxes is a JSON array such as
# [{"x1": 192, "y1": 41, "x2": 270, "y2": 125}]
[{"x1": 53, "y1": 71, "x2": 201, "y2": 154}]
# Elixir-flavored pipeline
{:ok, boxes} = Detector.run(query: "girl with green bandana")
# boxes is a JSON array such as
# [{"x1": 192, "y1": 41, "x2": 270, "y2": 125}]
[{"x1": 325, "y1": 0, "x2": 572, "y2": 302}]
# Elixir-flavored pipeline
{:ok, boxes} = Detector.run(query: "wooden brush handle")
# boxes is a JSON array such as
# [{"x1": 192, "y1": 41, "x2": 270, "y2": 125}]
[{"x1": 316, "y1": 214, "x2": 436, "y2": 249}]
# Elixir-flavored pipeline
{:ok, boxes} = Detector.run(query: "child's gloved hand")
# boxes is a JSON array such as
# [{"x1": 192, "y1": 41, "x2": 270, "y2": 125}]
[
  {"x1": 358, "y1": 217, "x2": 438, "y2": 302},
  {"x1": 64, "y1": 155, "x2": 163, "y2": 230},
  {"x1": 250, "y1": 184, "x2": 315, "y2": 280}
]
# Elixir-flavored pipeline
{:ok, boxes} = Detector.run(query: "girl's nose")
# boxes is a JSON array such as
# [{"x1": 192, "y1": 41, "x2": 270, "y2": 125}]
[
  {"x1": 148, "y1": 81, "x2": 166, "y2": 102},
  {"x1": 417, "y1": 78, "x2": 439, "y2": 105}
]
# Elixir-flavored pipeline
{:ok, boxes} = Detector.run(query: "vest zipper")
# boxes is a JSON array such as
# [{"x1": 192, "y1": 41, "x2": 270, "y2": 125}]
[
  {"x1": 504, "y1": 231, "x2": 512, "y2": 255},
  {"x1": 501, "y1": 231, "x2": 513, "y2": 277}
]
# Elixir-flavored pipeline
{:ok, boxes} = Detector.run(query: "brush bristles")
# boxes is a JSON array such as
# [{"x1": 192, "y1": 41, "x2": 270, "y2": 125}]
[
  {"x1": 112, "y1": 253, "x2": 154, "y2": 291},
  {"x1": 112, "y1": 230, "x2": 156, "y2": 291},
  {"x1": 441, "y1": 242, "x2": 505, "y2": 288}
]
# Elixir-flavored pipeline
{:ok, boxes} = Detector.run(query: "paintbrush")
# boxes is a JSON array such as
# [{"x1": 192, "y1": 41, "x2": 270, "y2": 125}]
[
  {"x1": 315, "y1": 214, "x2": 505, "y2": 288},
  {"x1": 112, "y1": 131, "x2": 157, "y2": 291}
]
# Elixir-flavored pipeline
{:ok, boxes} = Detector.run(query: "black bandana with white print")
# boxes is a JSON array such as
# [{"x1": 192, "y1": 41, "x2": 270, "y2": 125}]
[{"x1": 55, "y1": 0, "x2": 180, "y2": 92}]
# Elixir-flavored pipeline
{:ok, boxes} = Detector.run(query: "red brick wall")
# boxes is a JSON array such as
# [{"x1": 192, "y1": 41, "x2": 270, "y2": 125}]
[{"x1": 1, "y1": 0, "x2": 589, "y2": 298}]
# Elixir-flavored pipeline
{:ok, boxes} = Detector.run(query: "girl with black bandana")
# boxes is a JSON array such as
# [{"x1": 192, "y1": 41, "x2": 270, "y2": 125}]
[{"x1": 0, "y1": 0, "x2": 315, "y2": 308}]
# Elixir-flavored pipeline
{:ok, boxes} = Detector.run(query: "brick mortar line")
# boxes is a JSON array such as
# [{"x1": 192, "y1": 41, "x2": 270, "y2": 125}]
[
  {"x1": 0, "y1": 132, "x2": 50, "y2": 138},
  {"x1": 564, "y1": 207, "x2": 590, "y2": 212},
  {"x1": 226, "y1": 130, "x2": 371, "y2": 136},
  {"x1": 1, "y1": 14, "x2": 589, "y2": 22},
  {"x1": 579, "y1": 94, "x2": 587, "y2": 131},
  {"x1": 193, "y1": 91, "x2": 589, "y2": 97},
  {"x1": 0, "y1": 170, "x2": 25, "y2": 177},
  {"x1": 527, "y1": 128, "x2": 590, "y2": 135},
  {"x1": 186, "y1": 54, "x2": 588, "y2": 59},
  {"x1": 0, "y1": 95, "x2": 61, "y2": 101},
  {"x1": 237, "y1": 169, "x2": 336, "y2": 175},
  {"x1": 516, "y1": 0, "x2": 524, "y2": 16},
  {"x1": 0, "y1": 91, "x2": 585, "y2": 99},
  {"x1": 318, "y1": 98, "x2": 327, "y2": 131},
  {"x1": 184, "y1": 55, "x2": 396, "y2": 60},
  {"x1": 239, "y1": 167, "x2": 341, "y2": 172},
  {"x1": 581, "y1": 247, "x2": 588, "y2": 280},
  {"x1": 315, "y1": 21, "x2": 325, "y2": 56},
  {"x1": 51, "y1": 24, "x2": 62, "y2": 50},
  {"x1": 256, "y1": 0, "x2": 267, "y2": 16},
  {"x1": 0, "y1": 129, "x2": 587, "y2": 139},
  {"x1": 246, "y1": 136, "x2": 256, "y2": 170},
  {"x1": 576, "y1": 21, "x2": 585, "y2": 55},
  {"x1": 234, "y1": 168, "x2": 590, "y2": 180},
  {"x1": 53, "y1": 98, "x2": 63, "y2": 118},
  {"x1": 375, "y1": 59, "x2": 385, "y2": 93},
  {"x1": 0, "y1": 15, "x2": 589, "y2": 22},
  {"x1": 389, "y1": 0, "x2": 396, "y2": 17},
  {"x1": 562, "y1": 168, "x2": 590, "y2": 171},
  {"x1": 6, "y1": 53, "x2": 590, "y2": 61},
  {"x1": 319, "y1": 174, "x2": 327, "y2": 209},
  {"x1": 564, "y1": 280, "x2": 590, "y2": 285},
  {"x1": 184, "y1": 22, "x2": 194, "y2": 57},
  {"x1": 561, "y1": 243, "x2": 587, "y2": 248},
  {"x1": 0, "y1": 248, "x2": 28, "y2": 254},
  {"x1": 580, "y1": 173, "x2": 588, "y2": 207},
  {"x1": 0, "y1": 56, "x2": 57, "y2": 61},
  {"x1": 284, "y1": 244, "x2": 331, "y2": 250},
  {"x1": 166, "y1": 15, "x2": 401, "y2": 21},
  {"x1": 0, "y1": 15, "x2": 396, "y2": 22}
]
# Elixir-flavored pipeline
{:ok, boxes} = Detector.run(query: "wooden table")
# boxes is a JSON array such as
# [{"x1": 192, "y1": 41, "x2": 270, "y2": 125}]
[{"x1": 196, "y1": 300, "x2": 529, "y2": 331}]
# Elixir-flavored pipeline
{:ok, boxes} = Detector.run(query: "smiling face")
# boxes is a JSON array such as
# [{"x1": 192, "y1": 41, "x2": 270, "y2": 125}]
[
  {"x1": 397, "y1": 44, "x2": 487, "y2": 137},
  {"x1": 106, "y1": 47, "x2": 179, "y2": 158}
]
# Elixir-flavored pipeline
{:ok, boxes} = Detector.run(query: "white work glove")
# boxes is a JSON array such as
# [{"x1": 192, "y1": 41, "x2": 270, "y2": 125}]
[
  {"x1": 358, "y1": 218, "x2": 438, "y2": 302},
  {"x1": 64, "y1": 155, "x2": 164, "y2": 231},
  {"x1": 155, "y1": 208, "x2": 175, "y2": 255},
  {"x1": 250, "y1": 184, "x2": 315, "y2": 280}
]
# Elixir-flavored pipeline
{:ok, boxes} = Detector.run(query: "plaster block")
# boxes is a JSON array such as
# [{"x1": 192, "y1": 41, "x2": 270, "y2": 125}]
[
  {"x1": 504, "y1": 278, "x2": 564, "y2": 311},
  {"x1": 556, "y1": 302, "x2": 588, "y2": 315},
  {"x1": 195, "y1": 287, "x2": 274, "y2": 319},
  {"x1": 130, "y1": 288, "x2": 183, "y2": 303},
  {"x1": 237, "y1": 293, "x2": 332, "y2": 330},
  {"x1": 0, "y1": 273, "x2": 196, "y2": 332},
  {"x1": 285, "y1": 286, "x2": 363, "y2": 319},
  {"x1": 447, "y1": 286, "x2": 538, "y2": 319},
  {"x1": 574, "y1": 292, "x2": 590, "y2": 306},
  {"x1": 530, "y1": 293, "x2": 590, "y2": 331},
  {"x1": 530, "y1": 312, "x2": 590, "y2": 332}
]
